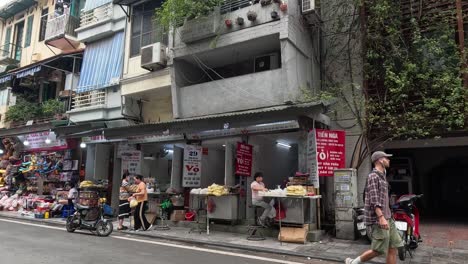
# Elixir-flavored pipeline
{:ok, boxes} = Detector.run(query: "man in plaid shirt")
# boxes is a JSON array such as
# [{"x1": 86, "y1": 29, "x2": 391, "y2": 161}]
[{"x1": 345, "y1": 151, "x2": 403, "y2": 264}]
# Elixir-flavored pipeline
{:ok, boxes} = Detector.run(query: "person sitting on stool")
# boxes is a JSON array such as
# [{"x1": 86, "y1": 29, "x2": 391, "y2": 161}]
[{"x1": 251, "y1": 172, "x2": 275, "y2": 227}]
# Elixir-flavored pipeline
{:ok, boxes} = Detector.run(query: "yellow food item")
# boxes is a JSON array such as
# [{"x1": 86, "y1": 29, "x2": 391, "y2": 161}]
[
  {"x1": 207, "y1": 184, "x2": 229, "y2": 196},
  {"x1": 286, "y1": 185, "x2": 306, "y2": 196},
  {"x1": 79, "y1": 181, "x2": 95, "y2": 188}
]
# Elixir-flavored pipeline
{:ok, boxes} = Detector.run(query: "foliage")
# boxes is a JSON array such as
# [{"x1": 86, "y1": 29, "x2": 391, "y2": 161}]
[
  {"x1": 42, "y1": 99, "x2": 65, "y2": 117},
  {"x1": 155, "y1": 0, "x2": 224, "y2": 29},
  {"x1": 5, "y1": 97, "x2": 41, "y2": 122},
  {"x1": 365, "y1": 1, "x2": 467, "y2": 139}
]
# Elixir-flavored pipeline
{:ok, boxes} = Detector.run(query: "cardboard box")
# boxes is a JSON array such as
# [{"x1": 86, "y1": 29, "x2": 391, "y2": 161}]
[
  {"x1": 170, "y1": 210, "x2": 185, "y2": 221},
  {"x1": 278, "y1": 224, "x2": 309, "y2": 244}
]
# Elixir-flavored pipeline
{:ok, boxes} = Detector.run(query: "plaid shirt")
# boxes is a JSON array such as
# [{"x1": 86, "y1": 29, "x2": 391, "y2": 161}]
[{"x1": 364, "y1": 169, "x2": 391, "y2": 225}]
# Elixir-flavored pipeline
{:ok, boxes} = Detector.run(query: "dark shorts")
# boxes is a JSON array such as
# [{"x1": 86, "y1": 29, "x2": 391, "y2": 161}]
[{"x1": 118, "y1": 199, "x2": 131, "y2": 219}]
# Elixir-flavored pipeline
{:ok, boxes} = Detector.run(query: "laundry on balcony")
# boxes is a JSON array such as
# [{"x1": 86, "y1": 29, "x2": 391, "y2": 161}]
[{"x1": 76, "y1": 32, "x2": 124, "y2": 93}]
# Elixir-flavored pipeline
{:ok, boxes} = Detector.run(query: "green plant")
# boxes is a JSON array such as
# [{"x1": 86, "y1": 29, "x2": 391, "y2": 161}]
[
  {"x1": 5, "y1": 97, "x2": 41, "y2": 122},
  {"x1": 42, "y1": 99, "x2": 65, "y2": 117},
  {"x1": 155, "y1": 0, "x2": 224, "y2": 29}
]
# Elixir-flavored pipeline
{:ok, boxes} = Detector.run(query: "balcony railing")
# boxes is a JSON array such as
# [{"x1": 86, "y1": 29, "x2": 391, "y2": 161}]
[
  {"x1": 221, "y1": 0, "x2": 253, "y2": 14},
  {"x1": 80, "y1": 2, "x2": 113, "y2": 27},
  {"x1": 45, "y1": 13, "x2": 80, "y2": 40},
  {"x1": 0, "y1": 43, "x2": 21, "y2": 64},
  {"x1": 71, "y1": 90, "x2": 106, "y2": 110}
]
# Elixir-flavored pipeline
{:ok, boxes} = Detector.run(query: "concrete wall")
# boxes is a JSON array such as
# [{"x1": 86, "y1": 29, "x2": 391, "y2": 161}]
[
  {"x1": 140, "y1": 144, "x2": 173, "y2": 190},
  {"x1": 201, "y1": 149, "x2": 226, "y2": 188},
  {"x1": 76, "y1": 4, "x2": 126, "y2": 43}
]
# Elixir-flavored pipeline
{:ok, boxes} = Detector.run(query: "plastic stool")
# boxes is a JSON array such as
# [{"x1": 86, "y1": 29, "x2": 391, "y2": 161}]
[{"x1": 247, "y1": 205, "x2": 266, "y2": 241}]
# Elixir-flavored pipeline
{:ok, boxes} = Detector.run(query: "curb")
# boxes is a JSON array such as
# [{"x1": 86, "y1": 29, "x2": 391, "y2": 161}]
[{"x1": 0, "y1": 214, "x2": 342, "y2": 263}]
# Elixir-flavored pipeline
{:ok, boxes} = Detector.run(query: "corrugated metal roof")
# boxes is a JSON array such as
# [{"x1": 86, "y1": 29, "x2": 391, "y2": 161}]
[
  {"x1": 0, "y1": 0, "x2": 36, "y2": 19},
  {"x1": 76, "y1": 32, "x2": 124, "y2": 93}
]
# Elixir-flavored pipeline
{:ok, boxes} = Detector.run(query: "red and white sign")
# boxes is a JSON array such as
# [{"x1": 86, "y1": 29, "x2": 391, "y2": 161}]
[
  {"x1": 315, "y1": 129, "x2": 346, "y2": 177},
  {"x1": 235, "y1": 142, "x2": 253, "y2": 177},
  {"x1": 183, "y1": 145, "x2": 202, "y2": 187},
  {"x1": 121, "y1": 150, "x2": 142, "y2": 175},
  {"x1": 17, "y1": 131, "x2": 68, "y2": 151}
]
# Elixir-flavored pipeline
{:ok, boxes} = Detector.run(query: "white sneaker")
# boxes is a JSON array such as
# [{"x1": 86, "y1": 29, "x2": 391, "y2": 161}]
[{"x1": 345, "y1": 258, "x2": 353, "y2": 264}]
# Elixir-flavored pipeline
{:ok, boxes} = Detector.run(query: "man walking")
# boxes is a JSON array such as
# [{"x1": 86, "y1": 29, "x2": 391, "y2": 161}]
[{"x1": 345, "y1": 151, "x2": 403, "y2": 264}]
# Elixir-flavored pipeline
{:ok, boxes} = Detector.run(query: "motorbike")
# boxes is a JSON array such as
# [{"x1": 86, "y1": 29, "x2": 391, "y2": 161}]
[
  {"x1": 353, "y1": 207, "x2": 370, "y2": 240},
  {"x1": 66, "y1": 202, "x2": 114, "y2": 237},
  {"x1": 392, "y1": 194, "x2": 423, "y2": 261}
]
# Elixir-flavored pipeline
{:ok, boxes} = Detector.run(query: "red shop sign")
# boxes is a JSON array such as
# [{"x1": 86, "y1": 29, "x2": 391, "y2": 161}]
[
  {"x1": 315, "y1": 129, "x2": 346, "y2": 177},
  {"x1": 235, "y1": 142, "x2": 253, "y2": 177}
]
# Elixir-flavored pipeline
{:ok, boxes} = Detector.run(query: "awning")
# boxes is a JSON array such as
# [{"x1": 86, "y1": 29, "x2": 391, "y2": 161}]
[
  {"x1": 112, "y1": 0, "x2": 140, "y2": 5},
  {"x1": 83, "y1": 0, "x2": 113, "y2": 12},
  {"x1": 64, "y1": 101, "x2": 328, "y2": 140},
  {"x1": 0, "y1": 123, "x2": 55, "y2": 138},
  {"x1": 0, "y1": 74, "x2": 12, "y2": 84},
  {"x1": 15, "y1": 65, "x2": 41, "y2": 79},
  {"x1": 0, "y1": 0, "x2": 36, "y2": 19},
  {"x1": 76, "y1": 32, "x2": 124, "y2": 93}
]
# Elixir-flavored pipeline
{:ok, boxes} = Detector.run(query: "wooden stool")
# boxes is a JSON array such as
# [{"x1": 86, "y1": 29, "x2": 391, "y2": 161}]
[{"x1": 247, "y1": 205, "x2": 266, "y2": 241}]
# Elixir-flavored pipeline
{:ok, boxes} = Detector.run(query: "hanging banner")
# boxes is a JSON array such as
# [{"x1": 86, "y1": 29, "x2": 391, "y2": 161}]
[
  {"x1": 235, "y1": 142, "x2": 253, "y2": 177},
  {"x1": 182, "y1": 145, "x2": 202, "y2": 187},
  {"x1": 17, "y1": 131, "x2": 68, "y2": 151},
  {"x1": 315, "y1": 129, "x2": 346, "y2": 177},
  {"x1": 307, "y1": 130, "x2": 319, "y2": 187},
  {"x1": 121, "y1": 150, "x2": 142, "y2": 175}
]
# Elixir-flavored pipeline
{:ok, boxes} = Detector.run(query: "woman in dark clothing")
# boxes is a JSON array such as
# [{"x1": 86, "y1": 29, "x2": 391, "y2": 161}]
[{"x1": 117, "y1": 172, "x2": 131, "y2": 230}]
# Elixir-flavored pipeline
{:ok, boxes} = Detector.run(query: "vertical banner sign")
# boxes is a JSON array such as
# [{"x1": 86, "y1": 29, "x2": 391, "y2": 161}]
[
  {"x1": 183, "y1": 145, "x2": 202, "y2": 187},
  {"x1": 235, "y1": 142, "x2": 253, "y2": 176},
  {"x1": 315, "y1": 129, "x2": 346, "y2": 176},
  {"x1": 307, "y1": 130, "x2": 319, "y2": 187},
  {"x1": 121, "y1": 150, "x2": 142, "y2": 175}
]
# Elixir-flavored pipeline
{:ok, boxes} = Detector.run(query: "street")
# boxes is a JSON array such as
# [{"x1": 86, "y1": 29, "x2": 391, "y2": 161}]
[{"x1": 0, "y1": 218, "x2": 336, "y2": 264}]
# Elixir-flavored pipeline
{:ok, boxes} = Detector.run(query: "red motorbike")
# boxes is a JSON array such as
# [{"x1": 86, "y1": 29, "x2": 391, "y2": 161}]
[{"x1": 392, "y1": 194, "x2": 423, "y2": 261}]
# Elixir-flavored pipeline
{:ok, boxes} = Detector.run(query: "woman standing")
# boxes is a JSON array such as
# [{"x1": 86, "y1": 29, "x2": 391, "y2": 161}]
[
  {"x1": 129, "y1": 174, "x2": 151, "y2": 231},
  {"x1": 117, "y1": 172, "x2": 131, "y2": 230}
]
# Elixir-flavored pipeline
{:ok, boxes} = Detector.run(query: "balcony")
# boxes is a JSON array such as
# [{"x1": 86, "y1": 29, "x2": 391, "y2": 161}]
[
  {"x1": 221, "y1": 0, "x2": 252, "y2": 14},
  {"x1": 45, "y1": 13, "x2": 81, "y2": 51},
  {"x1": 76, "y1": 2, "x2": 126, "y2": 43},
  {"x1": 0, "y1": 43, "x2": 21, "y2": 65},
  {"x1": 71, "y1": 90, "x2": 107, "y2": 110}
]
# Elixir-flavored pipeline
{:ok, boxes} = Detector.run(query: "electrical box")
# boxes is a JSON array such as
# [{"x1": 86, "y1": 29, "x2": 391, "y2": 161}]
[{"x1": 334, "y1": 168, "x2": 358, "y2": 240}]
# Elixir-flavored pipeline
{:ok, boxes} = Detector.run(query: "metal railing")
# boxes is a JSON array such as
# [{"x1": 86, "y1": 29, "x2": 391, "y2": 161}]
[
  {"x1": 80, "y1": 2, "x2": 113, "y2": 27},
  {"x1": 45, "y1": 13, "x2": 80, "y2": 40},
  {"x1": 0, "y1": 43, "x2": 21, "y2": 63},
  {"x1": 72, "y1": 90, "x2": 106, "y2": 110},
  {"x1": 221, "y1": 0, "x2": 253, "y2": 14}
]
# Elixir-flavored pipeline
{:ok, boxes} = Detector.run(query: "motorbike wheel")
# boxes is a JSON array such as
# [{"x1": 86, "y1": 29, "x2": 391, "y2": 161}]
[
  {"x1": 96, "y1": 220, "x2": 113, "y2": 237},
  {"x1": 66, "y1": 216, "x2": 77, "y2": 233},
  {"x1": 398, "y1": 246, "x2": 406, "y2": 261}
]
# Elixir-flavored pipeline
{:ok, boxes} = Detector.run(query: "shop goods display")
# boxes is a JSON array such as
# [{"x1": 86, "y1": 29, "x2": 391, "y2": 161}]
[
  {"x1": 259, "y1": 188, "x2": 287, "y2": 197},
  {"x1": 286, "y1": 185, "x2": 307, "y2": 196},
  {"x1": 207, "y1": 184, "x2": 229, "y2": 196},
  {"x1": 190, "y1": 188, "x2": 209, "y2": 195}
]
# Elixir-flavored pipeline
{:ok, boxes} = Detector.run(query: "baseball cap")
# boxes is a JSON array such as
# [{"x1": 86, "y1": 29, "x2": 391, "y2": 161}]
[{"x1": 371, "y1": 151, "x2": 393, "y2": 163}]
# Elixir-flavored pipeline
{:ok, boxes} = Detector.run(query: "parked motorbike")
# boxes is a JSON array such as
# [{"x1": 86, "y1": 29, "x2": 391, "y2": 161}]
[
  {"x1": 353, "y1": 207, "x2": 370, "y2": 240},
  {"x1": 392, "y1": 194, "x2": 423, "y2": 261},
  {"x1": 66, "y1": 202, "x2": 114, "y2": 237}
]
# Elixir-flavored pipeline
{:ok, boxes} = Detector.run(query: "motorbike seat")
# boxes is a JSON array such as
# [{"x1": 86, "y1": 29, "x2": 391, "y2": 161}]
[{"x1": 75, "y1": 204, "x2": 90, "y2": 211}]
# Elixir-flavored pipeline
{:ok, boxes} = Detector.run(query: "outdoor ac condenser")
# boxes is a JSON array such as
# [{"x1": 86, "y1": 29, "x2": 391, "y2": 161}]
[
  {"x1": 140, "y1": 42, "x2": 167, "y2": 71},
  {"x1": 254, "y1": 53, "x2": 280, "y2": 73},
  {"x1": 302, "y1": 0, "x2": 315, "y2": 14}
]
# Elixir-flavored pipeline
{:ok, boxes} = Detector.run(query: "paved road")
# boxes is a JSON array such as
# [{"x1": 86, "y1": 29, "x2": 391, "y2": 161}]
[{"x1": 0, "y1": 218, "x2": 336, "y2": 264}]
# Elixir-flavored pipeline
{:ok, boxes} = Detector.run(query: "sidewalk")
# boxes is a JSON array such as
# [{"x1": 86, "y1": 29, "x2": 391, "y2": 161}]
[{"x1": 0, "y1": 211, "x2": 466, "y2": 264}]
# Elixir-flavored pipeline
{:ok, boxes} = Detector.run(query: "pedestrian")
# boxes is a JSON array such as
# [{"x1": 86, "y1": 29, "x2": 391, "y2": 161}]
[
  {"x1": 345, "y1": 151, "x2": 403, "y2": 264},
  {"x1": 128, "y1": 174, "x2": 152, "y2": 231},
  {"x1": 117, "y1": 172, "x2": 131, "y2": 230},
  {"x1": 251, "y1": 172, "x2": 275, "y2": 227},
  {"x1": 67, "y1": 182, "x2": 78, "y2": 207}
]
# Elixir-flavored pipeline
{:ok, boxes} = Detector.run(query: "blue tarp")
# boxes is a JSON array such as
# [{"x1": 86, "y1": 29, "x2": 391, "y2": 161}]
[{"x1": 76, "y1": 32, "x2": 124, "y2": 93}]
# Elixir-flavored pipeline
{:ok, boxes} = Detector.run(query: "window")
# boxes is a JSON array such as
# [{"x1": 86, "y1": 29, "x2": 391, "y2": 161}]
[
  {"x1": 3, "y1": 27, "x2": 11, "y2": 57},
  {"x1": 130, "y1": 0, "x2": 167, "y2": 57},
  {"x1": 25, "y1": 16, "x2": 34, "y2": 47},
  {"x1": 39, "y1": 8, "x2": 48, "y2": 42}
]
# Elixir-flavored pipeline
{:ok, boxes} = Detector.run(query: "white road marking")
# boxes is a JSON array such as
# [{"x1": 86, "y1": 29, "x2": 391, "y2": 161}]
[{"x1": 0, "y1": 218, "x2": 306, "y2": 264}]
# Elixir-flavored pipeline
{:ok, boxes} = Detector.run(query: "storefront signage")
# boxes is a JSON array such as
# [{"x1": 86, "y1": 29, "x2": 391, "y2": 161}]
[
  {"x1": 82, "y1": 135, "x2": 108, "y2": 144},
  {"x1": 235, "y1": 142, "x2": 253, "y2": 177},
  {"x1": 17, "y1": 131, "x2": 68, "y2": 151},
  {"x1": 182, "y1": 145, "x2": 202, "y2": 187},
  {"x1": 121, "y1": 150, "x2": 142, "y2": 175},
  {"x1": 187, "y1": 120, "x2": 299, "y2": 140},
  {"x1": 307, "y1": 130, "x2": 319, "y2": 187},
  {"x1": 16, "y1": 65, "x2": 41, "y2": 78},
  {"x1": 0, "y1": 74, "x2": 11, "y2": 84},
  {"x1": 127, "y1": 134, "x2": 185, "y2": 144},
  {"x1": 315, "y1": 129, "x2": 346, "y2": 177}
]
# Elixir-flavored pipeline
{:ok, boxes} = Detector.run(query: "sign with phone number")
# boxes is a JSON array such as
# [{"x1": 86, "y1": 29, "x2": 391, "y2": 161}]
[{"x1": 183, "y1": 145, "x2": 203, "y2": 187}]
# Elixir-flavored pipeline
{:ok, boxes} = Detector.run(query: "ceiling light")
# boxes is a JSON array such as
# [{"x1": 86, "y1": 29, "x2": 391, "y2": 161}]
[
  {"x1": 45, "y1": 138, "x2": 51, "y2": 144},
  {"x1": 222, "y1": 144, "x2": 226, "y2": 147},
  {"x1": 276, "y1": 142, "x2": 291, "y2": 148},
  {"x1": 80, "y1": 142, "x2": 87, "y2": 148},
  {"x1": 23, "y1": 140, "x2": 30, "y2": 146},
  {"x1": 0, "y1": 149, "x2": 4, "y2": 154}
]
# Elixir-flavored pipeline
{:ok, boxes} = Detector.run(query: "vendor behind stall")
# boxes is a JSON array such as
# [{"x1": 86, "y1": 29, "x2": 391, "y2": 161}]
[{"x1": 251, "y1": 172, "x2": 275, "y2": 227}]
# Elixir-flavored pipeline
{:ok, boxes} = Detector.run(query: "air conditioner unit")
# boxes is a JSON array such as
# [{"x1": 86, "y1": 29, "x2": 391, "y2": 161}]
[
  {"x1": 254, "y1": 53, "x2": 280, "y2": 73},
  {"x1": 140, "y1": 42, "x2": 167, "y2": 71},
  {"x1": 302, "y1": 0, "x2": 315, "y2": 14}
]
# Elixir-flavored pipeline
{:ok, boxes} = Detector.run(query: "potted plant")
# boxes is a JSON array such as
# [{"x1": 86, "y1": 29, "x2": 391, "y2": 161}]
[{"x1": 42, "y1": 99, "x2": 66, "y2": 120}]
